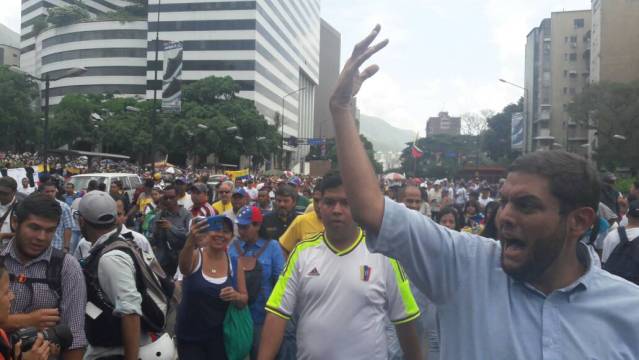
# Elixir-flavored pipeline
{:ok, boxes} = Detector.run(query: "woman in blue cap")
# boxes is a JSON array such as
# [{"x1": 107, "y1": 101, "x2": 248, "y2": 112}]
[{"x1": 176, "y1": 215, "x2": 248, "y2": 359}]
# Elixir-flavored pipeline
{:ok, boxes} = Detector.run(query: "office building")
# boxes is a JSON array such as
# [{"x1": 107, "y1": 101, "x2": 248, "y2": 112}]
[
  {"x1": 19, "y1": 1, "x2": 321, "y2": 171},
  {"x1": 0, "y1": 23, "x2": 20, "y2": 66},
  {"x1": 313, "y1": 18, "x2": 340, "y2": 140},
  {"x1": 590, "y1": 0, "x2": 639, "y2": 83},
  {"x1": 426, "y1": 112, "x2": 461, "y2": 137},
  {"x1": 524, "y1": 10, "x2": 591, "y2": 153},
  {"x1": 146, "y1": 0, "x2": 320, "y2": 170}
]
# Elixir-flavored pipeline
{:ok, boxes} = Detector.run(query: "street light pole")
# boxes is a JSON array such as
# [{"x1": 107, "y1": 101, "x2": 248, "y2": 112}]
[
  {"x1": 280, "y1": 87, "x2": 306, "y2": 170},
  {"x1": 150, "y1": 0, "x2": 162, "y2": 175},
  {"x1": 43, "y1": 74, "x2": 50, "y2": 174}
]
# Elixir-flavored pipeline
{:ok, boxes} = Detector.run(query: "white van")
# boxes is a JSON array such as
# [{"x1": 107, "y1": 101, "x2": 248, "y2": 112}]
[{"x1": 69, "y1": 173, "x2": 142, "y2": 199}]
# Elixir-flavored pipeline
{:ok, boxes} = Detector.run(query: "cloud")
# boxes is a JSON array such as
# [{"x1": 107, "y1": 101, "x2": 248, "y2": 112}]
[{"x1": 1, "y1": 0, "x2": 21, "y2": 33}]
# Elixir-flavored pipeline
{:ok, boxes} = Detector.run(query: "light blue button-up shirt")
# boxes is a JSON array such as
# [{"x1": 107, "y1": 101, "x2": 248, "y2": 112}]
[{"x1": 367, "y1": 198, "x2": 639, "y2": 360}]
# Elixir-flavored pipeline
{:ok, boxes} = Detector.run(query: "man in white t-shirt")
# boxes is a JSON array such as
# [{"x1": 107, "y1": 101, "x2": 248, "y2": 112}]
[
  {"x1": 602, "y1": 200, "x2": 639, "y2": 263},
  {"x1": 478, "y1": 187, "x2": 494, "y2": 211},
  {"x1": 258, "y1": 172, "x2": 422, "y2": 360}
]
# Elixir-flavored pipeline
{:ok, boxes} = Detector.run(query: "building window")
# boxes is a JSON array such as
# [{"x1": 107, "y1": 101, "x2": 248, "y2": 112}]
[
  {"x1": 574, "y1": 19, "x2": 585, "y2": 28},
  {"x1": 569, "y1": 53, "x2": 577, "y2": 61},
  {"x1": 569, "y1": 87, "x2": 576, "y2": 95},
  {"x1": 564, "y1": 70, "x2": 568, "y2": 78},
  {"x1": 570, "y1": 36, "x2": 578, "y2": 43},
  {"x1": 563, "y1": 87, "x2": 568, "y2": 95}
]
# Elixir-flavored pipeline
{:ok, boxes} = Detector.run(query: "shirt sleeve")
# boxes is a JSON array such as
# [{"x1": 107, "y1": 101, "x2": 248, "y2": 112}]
[
  {"x1": 62, "y1": 204, "x2": 75, "y2": 230},
  {"x1": 366, "y1": 197, "x2": 500, "y2": 304},
  {"x1": 265, "y1": 245, "x2": 302, "y2": 320},
  {"x1": 270, "y1": 241, "x2": 285, "y2": 285},
  {"x1": 385, "y1": 258, "x2": 421, "y2": 325},
  {"x1": 602, "y1": 231, "x2": 619, "y2": 263},
  {"x1": 60, "y1": 255, "x2": 88, "y2": 349},
  {"x1": 98, "y1": 250, "x2": 143, "y2": 317}
]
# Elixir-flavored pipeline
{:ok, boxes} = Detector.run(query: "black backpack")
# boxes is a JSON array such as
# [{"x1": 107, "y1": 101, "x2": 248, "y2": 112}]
[
  {"x1": 83, "y1": 228, "x2": 174, "y2": 347},
  {"x1": 0, "y1": 247, "x2": 65, "y2": 307},
  {"x1": 233, "y1": 240, "x2": 270, "y2": 304},
  {"x1": 603, "y1": 227, "x2": 639, "y2": 285}
]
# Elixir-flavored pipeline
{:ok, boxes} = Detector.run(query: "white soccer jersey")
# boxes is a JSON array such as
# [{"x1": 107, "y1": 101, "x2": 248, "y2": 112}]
[{"x1": 266, "y1": 229, "x2": 421, "y2": 360}]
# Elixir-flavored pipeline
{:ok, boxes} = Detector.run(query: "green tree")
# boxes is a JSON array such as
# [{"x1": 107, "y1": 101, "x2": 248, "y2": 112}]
[
  {"x1": 49, "y1": 94, "x2": 99, "y2": 149},
  {"x1": 567, "y1": 82, "x2": 639, "y2": 171},
  {"x1": 0, "y1": 66, "x2": 40, "y2": 152},
  {"x1": 47, "y1": 75, "x2": 282, "y2": 168},
  {"x1": 481, "y1": 98, "x2": 523, "y2": 163},
  {"x1": 47, "y1": 4, "x2": 90, "y2": 27}
]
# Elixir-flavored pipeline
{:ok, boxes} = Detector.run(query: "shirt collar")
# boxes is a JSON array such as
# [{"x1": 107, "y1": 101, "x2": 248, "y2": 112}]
[
  {"x1": 235, "y1": 238, "x2": 267, "y2": 250},
  {"x1": 90, "y1": 227, "x2": 121, "y2": 252},
  {"x1": 517, "y1": 242, "x2": 594, "y2": 299}
]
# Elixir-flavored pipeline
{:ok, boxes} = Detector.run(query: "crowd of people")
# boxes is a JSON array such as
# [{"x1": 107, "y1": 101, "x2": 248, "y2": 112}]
[{"x1": 0, "y1": 25, "x2": 638, "y2": 360}]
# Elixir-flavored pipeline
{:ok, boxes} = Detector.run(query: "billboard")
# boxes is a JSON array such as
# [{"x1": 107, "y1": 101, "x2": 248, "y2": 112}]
[
  {"x1": 162, "y1": 41, "x2": 183, "y2": 112},
  {"x1": 511, "y1": 112, "x2": 524, "y2": 151}
]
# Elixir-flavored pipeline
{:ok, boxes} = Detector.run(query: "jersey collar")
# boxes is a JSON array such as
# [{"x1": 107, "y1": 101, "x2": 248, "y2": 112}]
[{"x1": 324, "y1": 228, "x2": 364, "y2": 256}]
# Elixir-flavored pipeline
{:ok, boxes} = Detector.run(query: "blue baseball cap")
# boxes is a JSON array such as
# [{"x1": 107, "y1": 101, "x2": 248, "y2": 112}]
[
  {"x1": 205, "y1": 215, "x2": 234, "y2": 232},
  {"x1": 288, "y1": 176, "x2": 302, "y2": 187},
  {"x1": 235, "y1": 205, "x2": 263, "y2": 225},
  {"x1": 232, "y1": 187, "x2": 248, "y2": 197}
]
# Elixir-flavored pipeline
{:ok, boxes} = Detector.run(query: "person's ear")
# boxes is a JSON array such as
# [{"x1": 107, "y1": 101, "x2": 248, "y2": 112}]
[
  {"x1": 10, "y1": 215, "x2": 18, "y2": 233},
  {"x1": 567, "y1": 207, "x2": 597, "y2": 242}
]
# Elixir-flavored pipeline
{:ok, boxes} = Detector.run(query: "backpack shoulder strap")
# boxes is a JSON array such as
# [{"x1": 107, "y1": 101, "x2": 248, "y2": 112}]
[
  {"x1": 233, "y1": 240, "x2": 244, "y2": 255},
  {"x1": 255, "y1": 239, "x2": 271, "y2": 259},
  {"x1": 46, "y1": 247, "x2": 65, "y2": 299},
  {"x1": 618, "y1": 227, "x2": 629, "y2": 244}
]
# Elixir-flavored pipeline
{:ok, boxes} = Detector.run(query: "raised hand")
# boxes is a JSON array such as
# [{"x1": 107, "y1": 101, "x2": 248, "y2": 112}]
[{"x1": 330, "y1": 24, "x2": 389, "y2": 111}]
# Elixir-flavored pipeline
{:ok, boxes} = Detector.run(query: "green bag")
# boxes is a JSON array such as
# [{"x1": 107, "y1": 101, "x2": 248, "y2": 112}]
[{"x1": 223, "y1": 304, "x2": 254, "y2": 360}]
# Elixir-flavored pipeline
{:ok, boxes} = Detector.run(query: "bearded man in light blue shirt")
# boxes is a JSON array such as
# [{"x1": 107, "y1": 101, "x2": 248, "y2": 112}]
[{"x1": 327, "y1": 25, "x2": 639, "y2": 360}]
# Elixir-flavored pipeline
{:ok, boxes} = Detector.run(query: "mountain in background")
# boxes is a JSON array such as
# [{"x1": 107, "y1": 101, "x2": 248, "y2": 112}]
[{"x1": 359, "y1": 114, "x2": 415, "y2": 153}]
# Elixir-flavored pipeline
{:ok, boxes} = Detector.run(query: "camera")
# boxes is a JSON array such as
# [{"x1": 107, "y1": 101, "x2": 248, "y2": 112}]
[{"x1": 10, "y1": 324, "x2": 73, "y2": 352}]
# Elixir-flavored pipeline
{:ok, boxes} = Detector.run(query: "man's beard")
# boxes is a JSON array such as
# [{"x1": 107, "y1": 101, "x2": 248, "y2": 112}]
[{"x1": 501, "y1": 222, "x2": 567, "y2": 284}]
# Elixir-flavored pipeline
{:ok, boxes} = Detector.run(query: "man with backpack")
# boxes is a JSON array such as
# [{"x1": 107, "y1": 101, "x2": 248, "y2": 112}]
[
  {"x1": 602, "y1": 200, "x2": 639, "y2": 283},
  {"x1": 77, "y1": 191, "x2": 176, "y2": 360},
  {"x1": 0, "y1": 193, "x2": 87, "y2": 359},
  {"x1": 228, "y1": 205, "x2": 284, "y2": 359}
]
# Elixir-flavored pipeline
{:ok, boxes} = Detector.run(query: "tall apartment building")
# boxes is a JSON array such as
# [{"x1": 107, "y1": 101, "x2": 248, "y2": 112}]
[
  {"x1": 0, "y1": 23, "x2": 20, "y2": 66},
  {"x1": 590, "y1": 0, "x2": 639, "y2": 83},
  {"x1": 425, "y1": 112, "x2": 461, "y2": 137},
  {"x1": 146, "y1": 0, "x2": 320, "y2": 170},
  {"x1": 19, "y1": 0, "x2": 321, "y2": 169},
  {"x1": 313, "y1": 19, "x2": 341, "y2": 140},
  {"x1": 524, "y1": 10, "x2": 591, "y2": 154}
]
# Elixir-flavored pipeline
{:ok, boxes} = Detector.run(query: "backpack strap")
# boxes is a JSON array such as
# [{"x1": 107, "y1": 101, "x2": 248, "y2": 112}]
[
  {"x1": 618, "y1": 227, "x2": 629, "y2": 244},
  {"x1": 46, "y1": 247, "x2": 65, "y2": 299}
]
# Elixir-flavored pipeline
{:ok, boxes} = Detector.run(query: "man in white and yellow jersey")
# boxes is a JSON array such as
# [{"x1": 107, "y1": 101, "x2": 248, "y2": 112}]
[{"x1": 258, "y1": 171, "x2": 422, "y2": 360}]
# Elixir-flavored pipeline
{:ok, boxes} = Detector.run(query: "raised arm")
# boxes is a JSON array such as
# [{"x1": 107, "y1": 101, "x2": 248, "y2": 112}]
[{"x1": 329, "y1": 24, "x2": 389, "y2": 234}]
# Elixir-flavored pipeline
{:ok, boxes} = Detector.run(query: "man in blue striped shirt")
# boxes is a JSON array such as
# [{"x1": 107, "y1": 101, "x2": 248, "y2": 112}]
[
  {"x1": 42, "y1": 181, "x2": 75, "y2": 252},
  {"x1": 328, "y1": 25, "x2": 639, "y2": 359}
]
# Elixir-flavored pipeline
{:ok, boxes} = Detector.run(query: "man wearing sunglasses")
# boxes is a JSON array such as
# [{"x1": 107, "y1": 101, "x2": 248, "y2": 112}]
[{"x1": 212, "y1": 181, "x2": 234, "y2": 216}]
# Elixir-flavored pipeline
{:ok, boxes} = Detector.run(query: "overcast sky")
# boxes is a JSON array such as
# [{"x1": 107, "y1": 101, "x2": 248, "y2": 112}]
[{"x1": 2, "y1": 0, "x2": 591, "y2": 133}]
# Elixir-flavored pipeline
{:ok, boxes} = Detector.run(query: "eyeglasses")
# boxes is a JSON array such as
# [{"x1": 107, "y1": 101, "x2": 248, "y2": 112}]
[{"x1": 218, "y1": 191, "x2": 230, "y2": 194}]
